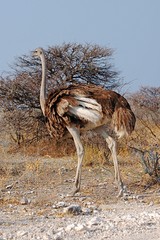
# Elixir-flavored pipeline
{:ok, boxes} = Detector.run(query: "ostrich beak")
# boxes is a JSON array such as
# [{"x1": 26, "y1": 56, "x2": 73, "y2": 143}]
[{"x1": 32, "y1": 50, "x2": 36, "y2": 56}]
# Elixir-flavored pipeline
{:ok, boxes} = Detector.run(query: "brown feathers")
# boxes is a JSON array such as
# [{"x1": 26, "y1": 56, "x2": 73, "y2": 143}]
[{"x1": 45, "y1": 83, "x2": 136, "y2": 139}]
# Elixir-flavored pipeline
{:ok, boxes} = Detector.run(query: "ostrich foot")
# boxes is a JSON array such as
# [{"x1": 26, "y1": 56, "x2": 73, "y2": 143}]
[
  {"x1": 117, "y1": 185, "x2": 127, "y2": 198},
  {"x1": 68, "y1": 186, "x2": 80, "y2": 197},
  {"x1": 116, "y1": 181, "x2": 128, "y2": 198}
]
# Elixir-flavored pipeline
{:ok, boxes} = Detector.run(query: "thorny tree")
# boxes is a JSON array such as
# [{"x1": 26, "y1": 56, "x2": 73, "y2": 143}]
[
  {"x1": 130, "y1": 86, "x2": 160, "y2": 180},
  {"x1": 0, "y1": 43, "x2": 121, "y2": 146},
  {"x1": 131, "y1": 86, "x2": 160, "y2": 141}
]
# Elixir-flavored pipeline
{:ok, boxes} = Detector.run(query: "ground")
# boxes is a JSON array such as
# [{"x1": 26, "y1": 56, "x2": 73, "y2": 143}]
[{"x1": 0, "y1": 153, "x2": 160, "y2": 239}]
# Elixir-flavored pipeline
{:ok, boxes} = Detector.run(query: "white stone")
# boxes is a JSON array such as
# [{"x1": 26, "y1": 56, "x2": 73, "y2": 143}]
[
  {"x1": 65, "y1": 223, "x2": 76, "y2": 232},
  {"x1": 6, "y1": 184, "x2": 13, "y2": 189},
  {"x1": 82, "y1": 207, "x2": 92, "y2": 215},
  {"x1": 87, "y1": 216, "x2": 102, "y2": 227},
  {"x1": 52, "y1": 201, "x2": 67, "y2": 209},
  {"x1": 54, "y1": 231, "x2": 63, "y2": 240},
  {"x1": 56, "y1": 201, "x2": 67, "y2": 208},
  {"x1": 17, "y1": 230, "x2": 28, "y2": 237},
  {"x1": 20, "y1": 197, "x2": 29, "y2": 205},
  {"x1": 75, "y1": 223, "x2": 86, "y2": 231}
]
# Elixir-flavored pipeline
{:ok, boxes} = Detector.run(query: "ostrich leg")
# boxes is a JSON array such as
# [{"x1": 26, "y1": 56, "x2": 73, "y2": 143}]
[
  {"x1": 66, "y1": 126, "x2": 84, "y2": 195},
  {"x1": 95, "y1": 126, "x2": 126, "y2": 197},
  {"x1": 105, "y1": 135, "x2": 126, "y2": 197}
]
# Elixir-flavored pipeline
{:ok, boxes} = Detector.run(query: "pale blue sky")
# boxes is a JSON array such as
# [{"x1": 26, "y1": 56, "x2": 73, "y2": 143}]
[{"x1": 0, "y1": 0, "x2": 160, "y2": 92}]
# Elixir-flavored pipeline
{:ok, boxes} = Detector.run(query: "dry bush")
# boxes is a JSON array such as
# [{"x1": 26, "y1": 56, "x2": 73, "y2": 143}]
[
  {"x1": 83, "y1": 144, "x2": 108, "y2": 167},
  {"x1": 17, "y1": 137, "x2": 75, "y2": 158},
  {"x1": 128, "y1": 87, "x2": 160, "y2": 182},
  {"x1": 130, "y1": 86, "x2": 160, "y2": 146}
]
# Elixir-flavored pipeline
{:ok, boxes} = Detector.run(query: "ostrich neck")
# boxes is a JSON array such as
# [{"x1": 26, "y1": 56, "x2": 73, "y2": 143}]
[{"x1": 40, "y1": 53, "x2": 47, "y2": 116}]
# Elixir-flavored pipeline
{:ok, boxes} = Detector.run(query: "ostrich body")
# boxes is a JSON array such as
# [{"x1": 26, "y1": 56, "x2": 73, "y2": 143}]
[{"x1": 33, "y1": 48, "x2": 136, "y2": 197}]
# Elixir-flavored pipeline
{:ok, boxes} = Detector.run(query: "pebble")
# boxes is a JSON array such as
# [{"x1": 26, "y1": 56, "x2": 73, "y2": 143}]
[
  {"x1": 6, "y1": 184, "x2": 13, "y2": 189},
  {"x1": 63, "y1": 204, "x2": 82, "y2": 215},
  {"x1": 20, "y1": 197, "x2": 30, "y2": 205},
  {"x1": 65, "y1": 223, "x2": 76, "y2": 232},
  {"x1": 17, "y1": 230, "x2": 28, "y2": 237},
  {"x1": 52, "y1": 201, "x2": 68, "y2": 209},
  {"x1": 87, "y1": 216, "x2": 102, "y2": 227},
  {"x1": 74, "y1": 223, "x2": 86, "y2": 231}
]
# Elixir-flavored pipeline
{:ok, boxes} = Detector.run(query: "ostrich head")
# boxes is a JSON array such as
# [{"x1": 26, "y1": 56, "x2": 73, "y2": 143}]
[{"x1": 32, "y1": 47, "x2": 45, "y2": 57}]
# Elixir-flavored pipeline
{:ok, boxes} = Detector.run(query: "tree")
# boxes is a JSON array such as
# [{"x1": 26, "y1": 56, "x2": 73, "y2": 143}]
[
  {"x1": 129, "y1": 86, "x2": 160, "y2": 180},
  {"x1": 131, "y1": 86, "x2": 160, "y2": 139},
  {"x1": 0, "y1": 43, "x2": 121, "y2": 146}
]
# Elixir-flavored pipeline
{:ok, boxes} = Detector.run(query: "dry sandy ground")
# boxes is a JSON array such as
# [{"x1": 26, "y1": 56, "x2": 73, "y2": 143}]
[{"x1": 0, "y1": 154, "x2": 160, "y2": 239}]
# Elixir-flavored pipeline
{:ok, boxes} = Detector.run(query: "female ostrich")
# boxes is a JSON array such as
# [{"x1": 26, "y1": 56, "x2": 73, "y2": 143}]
[{"x1": 33, "y1": 47, "x2": 136, "y2": 197}]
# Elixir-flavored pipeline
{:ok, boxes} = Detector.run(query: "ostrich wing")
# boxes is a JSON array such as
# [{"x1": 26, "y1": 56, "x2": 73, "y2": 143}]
[{"x1": 57, "y1": 96, "x2": 103, "y2": 124}]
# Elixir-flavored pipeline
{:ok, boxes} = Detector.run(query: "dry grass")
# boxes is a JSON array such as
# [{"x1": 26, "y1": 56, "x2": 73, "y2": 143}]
[
  {"x1": 0, "y1": 152, "x2": 159, "y2": 206},
  {"x1": 0, "y1": 120, "x2": 160, "y2": 207}
]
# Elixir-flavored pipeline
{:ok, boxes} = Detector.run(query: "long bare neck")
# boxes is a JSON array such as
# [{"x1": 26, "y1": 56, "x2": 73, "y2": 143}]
[{"x1": 39, "y1": 51, "x2": 47, "y2": 116}]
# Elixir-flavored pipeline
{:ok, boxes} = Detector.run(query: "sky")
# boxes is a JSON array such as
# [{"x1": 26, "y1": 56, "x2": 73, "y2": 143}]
[{"x1": 0, "y1": 0, "x2": 160, "y2": 92}]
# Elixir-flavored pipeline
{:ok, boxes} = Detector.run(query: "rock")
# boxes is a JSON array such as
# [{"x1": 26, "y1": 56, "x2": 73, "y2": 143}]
[
  {"x1": 6, "y1": 184, "x2": 13, "y2": 189},
  {"x1": 64, "y1": 204, "x2": 82, "y2": 215},
  {"x1": 54, "y1": 201, "x2": 68, "y2": 208},
  {"x1": 75, "y1": 223, "x2": 86, "y2": 231},
  {"x1": 65, "y1": 223, "x2": 76, "y2": 232},
  {"x1": 82, "y1": 207, "x2": 92, "y2": 215},
  {"x1": 17, "y1": 230, "x2": 28, "y2": 237},
  {"x1": 54, "y1": 231, "x2": 63, "y2": 240},
  {"x1": 65, "y1": 223, "x2": 87, "y2": 232},
  {"x1": 87, "y1": 216, "x2": 102, "y2": 227},
  {"x1": 20, "y1": 197, "x2": 30, "y2": 205}
]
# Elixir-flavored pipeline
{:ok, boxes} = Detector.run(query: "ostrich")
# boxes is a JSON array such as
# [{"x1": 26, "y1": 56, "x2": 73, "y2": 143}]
[{"x1": 32, "y1": 47, "x2": 136, "y2": 197}]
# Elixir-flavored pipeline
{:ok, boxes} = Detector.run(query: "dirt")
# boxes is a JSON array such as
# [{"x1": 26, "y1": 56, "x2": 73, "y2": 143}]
[{"x1": 0, "y1": 154, "x2": 160, "y2": 239}]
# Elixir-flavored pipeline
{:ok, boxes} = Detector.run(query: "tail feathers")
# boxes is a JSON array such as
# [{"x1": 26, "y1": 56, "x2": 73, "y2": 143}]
[{"x1": 112, "y1": 107, "x2": 136, "y2": 138}]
